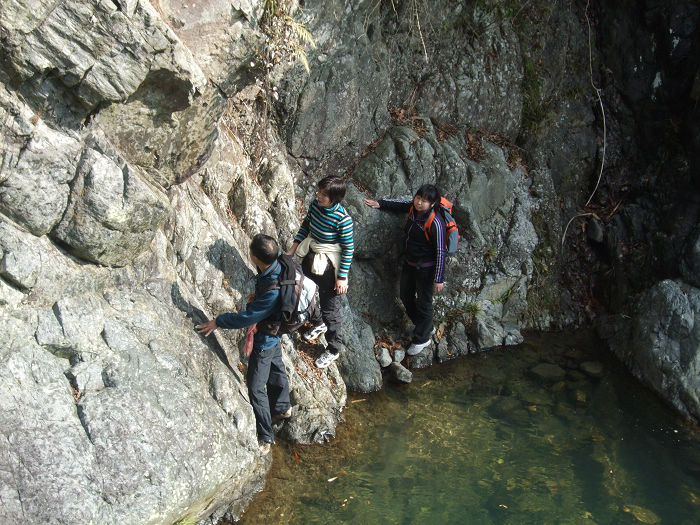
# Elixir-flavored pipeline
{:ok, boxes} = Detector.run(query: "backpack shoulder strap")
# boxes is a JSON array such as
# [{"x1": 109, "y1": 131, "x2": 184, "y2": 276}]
[
  {"x1": 263, "y1": 282, "x2": 280, "y2": 292},
  {"x1": 423, "y1": 210, "x2": 437, "y2": 242}
]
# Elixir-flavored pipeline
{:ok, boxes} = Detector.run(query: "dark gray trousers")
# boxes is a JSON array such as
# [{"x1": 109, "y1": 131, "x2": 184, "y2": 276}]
[
  {"x1": 302, "y1": 254, "x2": 343, "y2": 355},
  {"x1": 246, "y1": 340, "x2": 290, "y2": 443},
  {"x1": 400, "y1": 263, "x2": 435, "y2": 344}
]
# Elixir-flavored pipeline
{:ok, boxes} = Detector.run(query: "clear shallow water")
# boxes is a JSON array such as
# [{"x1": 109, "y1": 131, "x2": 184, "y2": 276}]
[{"x1": 237, "y1": 331, "x2": 700, "y2": 524}]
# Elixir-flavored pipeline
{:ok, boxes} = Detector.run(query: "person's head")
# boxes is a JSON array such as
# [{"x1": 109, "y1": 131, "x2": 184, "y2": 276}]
[
  {"x1": 249, "y1": 234, "x2": 279, "y2": 268},
  {"x1": 316, "y1": 176, "x2": 347, "y2": 207},
  {"x1": 413, "y1": 184, "x2": 440, "y2": 214}
]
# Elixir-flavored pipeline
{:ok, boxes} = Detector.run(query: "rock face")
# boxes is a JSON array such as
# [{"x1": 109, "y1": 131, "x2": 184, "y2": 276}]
[
  {"x1": 0, "y1": 0, "x2": 697, "y2": 523},
  {"x1": 587, "y1": 1, "x2": 700, "y2": 423},
  {"x1": 598, "y1": 280, "x2": 700, "y2": 422}
]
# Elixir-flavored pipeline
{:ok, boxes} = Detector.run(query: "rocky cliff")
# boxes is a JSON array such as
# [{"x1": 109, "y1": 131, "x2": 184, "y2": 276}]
[{"x1": 0, "y1": 0, "x2": 697, "y2": 523}]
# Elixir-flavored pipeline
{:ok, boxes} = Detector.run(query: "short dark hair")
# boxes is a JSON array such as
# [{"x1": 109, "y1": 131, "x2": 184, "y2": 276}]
[
  {"x1": 250, "y1": 234, "x2": 279, "y2": 265},
  {"x1": 317, "y1": 176, "x2": 347, "y2": 205},
  {"x1": 415, "y1": 184, "x2": 439, "y2": 206}
]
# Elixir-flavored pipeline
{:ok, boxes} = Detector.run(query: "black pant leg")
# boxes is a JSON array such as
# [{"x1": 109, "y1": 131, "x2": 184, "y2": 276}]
[
  {"x1": 400, "y1": 263, "x2": 418, "y2": 324},
  {"x1": 302, "y1": 254, "x2": 343, "y2": 354},
  {"x1": 246, "y1": 344, "x2": 274, "y2": 443},
  {"x1": 302, "y1": 255, "x2": 324, "y2": 326},
  {"x1": 266, "y1": 342, "x2": 291, "y2": 415},
  {"x1": 413, "y1": 267, "x2": 435, "y2": 344},
  {"x1": 318, "y1": 279, "x2": 342, "y2": 353}
]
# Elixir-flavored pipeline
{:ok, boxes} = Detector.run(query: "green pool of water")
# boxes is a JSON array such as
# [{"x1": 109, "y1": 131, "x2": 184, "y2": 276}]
[{"x1": 237, "y1": 331, "x2": 700, "y2": 524}]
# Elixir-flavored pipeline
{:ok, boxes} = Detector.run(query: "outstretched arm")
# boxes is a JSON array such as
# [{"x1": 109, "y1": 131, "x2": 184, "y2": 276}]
[
  {"x1": 376, "y1": 198, "x2": 412, "y2": 213},
  {"x1": 196, "y1": 288, "x2": 279, "y2": 336}
]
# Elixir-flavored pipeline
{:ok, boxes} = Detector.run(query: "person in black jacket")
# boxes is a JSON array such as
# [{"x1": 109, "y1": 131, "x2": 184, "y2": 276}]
[{"x1": 364, "y1": 184, "x2": 446, "y2": 356}]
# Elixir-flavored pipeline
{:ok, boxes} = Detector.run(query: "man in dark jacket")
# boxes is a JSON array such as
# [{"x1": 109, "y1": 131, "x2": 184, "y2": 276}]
[{"x1": 196, "y1": 234, "x2": 291, "y2": 454}]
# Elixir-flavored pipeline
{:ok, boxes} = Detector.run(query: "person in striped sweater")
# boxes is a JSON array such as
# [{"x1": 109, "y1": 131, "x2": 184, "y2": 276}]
[
  {"x1": 364, "y1": 184, "x2": 446, "y2": 356},
  {"x1": 287, "y1": 176, "x2": 355, "y2": 368}
]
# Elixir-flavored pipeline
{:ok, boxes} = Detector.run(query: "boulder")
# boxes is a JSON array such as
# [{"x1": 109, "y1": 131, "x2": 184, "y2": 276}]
[{"x1": 599, "y1": 280, "x2": 700, "y2": 421}]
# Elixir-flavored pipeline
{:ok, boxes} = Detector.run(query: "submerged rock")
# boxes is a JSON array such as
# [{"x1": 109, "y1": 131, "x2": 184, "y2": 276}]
[
  {"x1": 388, "y1": 362, "x2": 413, "y2": 384},
  {"x1": 529, "y1": 363, "x2": 567, "y2": 382},
  {"x1": 580, "y1": 361, "x2": 605, "y2": 379}
]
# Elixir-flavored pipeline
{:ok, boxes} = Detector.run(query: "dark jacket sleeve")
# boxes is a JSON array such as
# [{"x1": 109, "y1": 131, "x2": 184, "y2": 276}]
[
  {"x1": 216, "y1": 288, "x2": 280, "y2": 329},
  {"x1": 429, "y1": 212, "x2": 446, "y2": 283},
  {"x1": 378, "y1": 198, "x2": 412, "y2": 213}
]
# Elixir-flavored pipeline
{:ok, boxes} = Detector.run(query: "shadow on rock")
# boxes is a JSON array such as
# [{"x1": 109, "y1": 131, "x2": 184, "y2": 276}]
[{"x1": 171, "y1": 282, "x2": 243, "y2": 385}]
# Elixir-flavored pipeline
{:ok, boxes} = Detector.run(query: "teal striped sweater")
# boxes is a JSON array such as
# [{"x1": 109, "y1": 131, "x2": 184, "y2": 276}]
[{"x1": 294, "y1": 199, "x2": 355, "y2": 279}]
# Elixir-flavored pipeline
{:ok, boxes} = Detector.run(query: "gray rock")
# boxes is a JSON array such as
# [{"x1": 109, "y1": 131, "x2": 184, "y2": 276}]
[
  {"x1": 504, "y1": 323, "x2": 525, "y2": 346},
  {"x1": 680, "y1": 226, "x2": 700, "y2": 288},
  {"x1": 521, "y1": 390, "x2": 554, "y2": 407},
  {"x1": 287, "y1": 47, "x2": 390, "y2": 161},
  {"x1": 529, "y1": 363, "x2": 567, "y2": 382},
  {"x1": 376, "y1": 347, "x2": 393, "y2": 368},
  {"x1": 388, "y1": 362, "x2": 413, "y2": 384},
  {"x1": 580, "y1": 361, "x2": 605, "y2": 379},
  {"x1": 161, "y1": 0, "x2": 264, "y2": 97},
  {"x1": 0, "y1": 292, "x2": 266, "y2": 525},
  {"x1": 278, "y1": 338, "x2": 347, "y2": 444},
  {"x1": 473, "y1": 303, "x2": 506, "y2": 350},
  {"x1": 393, "y1": 349, "x2": 406, "y2": 363},
  {"x1": 599, "y1": 280, "x2": 700, "y2": 421},
  {"x1": 437, "y1": 322, "x2": 471, "y2": 363},
  {"x1": 0, "y1": 86, "x2": 81, "y2": 236},
  {"x1": 0, "y1": 277, "x2": 25, "y2": 307},
  {"x1": 0, "y1": 238, "x2": 40, "y2": 290},
  {"x1": 2, "y1": 0, "x2": 205, "y2": 110},
  {"x1": 52, "y1": 144, "x2": 171, "y2": 267},
  {"x1": 337, "y1": 300, "x2": 382, "y2": 393}
]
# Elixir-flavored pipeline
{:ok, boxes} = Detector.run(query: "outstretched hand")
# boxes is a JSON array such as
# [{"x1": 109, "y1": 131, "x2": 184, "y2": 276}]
[
  {"x1": 434, "y1": 282, "x2": 445, "y2": 294},
  {"x1": 364, "y1": 198, "x2": 379, "y2": 209},
  {"x1": 195, "y1": 319, "x2": 218, "y2": 337}
]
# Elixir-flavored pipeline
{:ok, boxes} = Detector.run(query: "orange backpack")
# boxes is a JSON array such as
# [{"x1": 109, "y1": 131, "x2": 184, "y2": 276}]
[{"x1": 411, "y1": 196, "x2": 459, "y2": 256}]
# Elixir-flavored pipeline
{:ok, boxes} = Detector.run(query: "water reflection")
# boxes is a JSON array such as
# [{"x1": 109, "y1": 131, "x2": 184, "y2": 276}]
[{"x1": 237, "y1": 330, "x2": 700, "y2": 524}]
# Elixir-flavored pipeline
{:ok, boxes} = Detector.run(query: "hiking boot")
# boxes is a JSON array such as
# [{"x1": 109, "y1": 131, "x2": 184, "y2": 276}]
[
  {"x1": 407, "y1": 339, "x2": 432, "y2": 356},
  {"x1": 258, "y1": 440, "x2": 272, "y2": 455},
  {"x1": 272, "y1": 407, "x2": 293, "y2": 423},
  {"x1": 315, "y1": 350, "x2": 339, "y2": 369},
  {"x1": 303, "y1": 323, "x2": 328, "y2": 342}
]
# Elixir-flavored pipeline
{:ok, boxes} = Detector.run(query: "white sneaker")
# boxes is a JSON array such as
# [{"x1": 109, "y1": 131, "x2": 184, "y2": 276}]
[
  {"x1": 272, "y1": 407, "x2": 292, "y2": 423},
  {"x1": 315, "y1": 350, "x2": 339, "y2": 369},
  {"x1": 303, "y1": 323, "x2": 328, "y2": 342},
  {"x1": 258, "y1": 440, "x2": 272, "y2": 454},
  {"x1": 407, "y1": 339, "x2": 432, "y2": 356}
]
